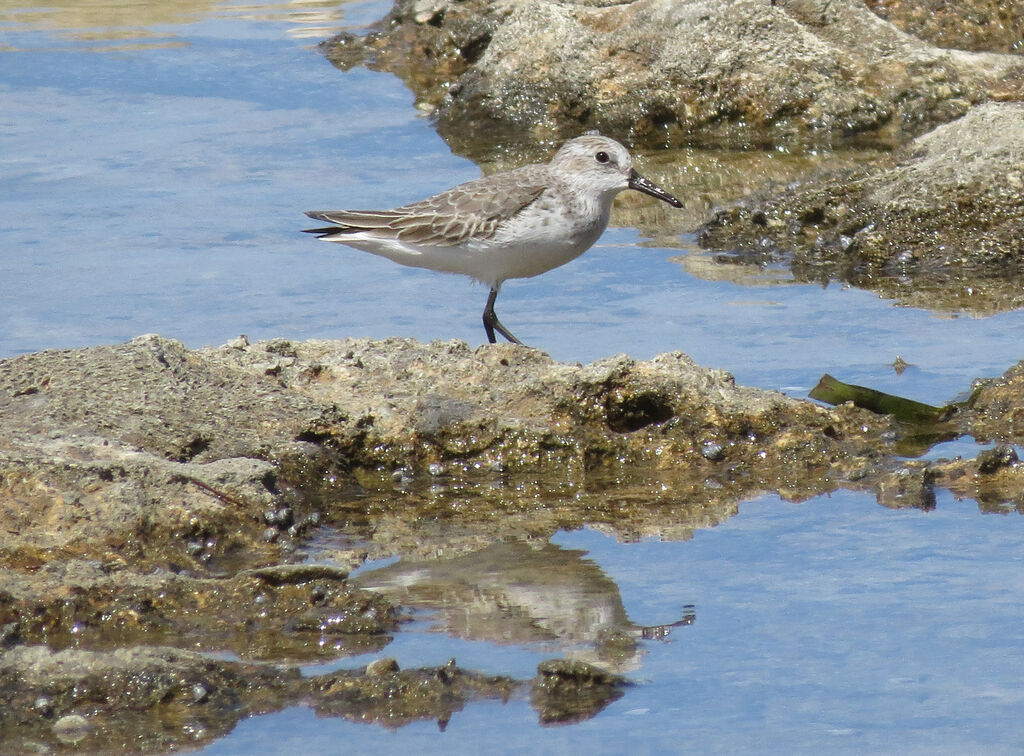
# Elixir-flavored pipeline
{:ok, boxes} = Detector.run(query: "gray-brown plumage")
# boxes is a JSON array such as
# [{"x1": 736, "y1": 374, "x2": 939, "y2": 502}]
[
  {"x1": 306, "y1": 171, "x2": 548, "y2": 246},
  {"x1": 305, "y1": 134, "x2": 682, "y2": 344}
]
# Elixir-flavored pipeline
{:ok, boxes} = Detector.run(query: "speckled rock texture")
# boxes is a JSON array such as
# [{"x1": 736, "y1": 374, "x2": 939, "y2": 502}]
[
  {"x1": 1, "y1": 334, "x2": 1022, "y2": 748},
  {"x1": 865, "y1": 0, "x2": 1023, "y2": 54},
  {"x1": 0, "y1": 334, "x2": 892, "y2": 562},
  {"x1": 697, "y1": 102, "x2": 1024, "y2": 313},
  {"x1": 322, "y1": 0, "x2": 1024, "y2": 150}
]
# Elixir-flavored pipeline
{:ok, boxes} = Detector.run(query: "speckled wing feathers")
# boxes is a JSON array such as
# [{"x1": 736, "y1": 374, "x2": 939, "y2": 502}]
[{"x1": 306, "y1": 165, "x2": 550, "y2": 246}]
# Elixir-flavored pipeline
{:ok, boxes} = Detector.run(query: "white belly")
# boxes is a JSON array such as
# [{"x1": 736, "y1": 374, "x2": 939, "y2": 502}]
[{"x1": 331, "y1": 192, "x2": 613, "y2": 288}]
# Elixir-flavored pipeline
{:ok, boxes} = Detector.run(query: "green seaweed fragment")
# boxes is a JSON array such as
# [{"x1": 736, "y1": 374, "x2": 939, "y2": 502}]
[{"x1": 810, "y1": 374, "x2": 955, "y2": 424}]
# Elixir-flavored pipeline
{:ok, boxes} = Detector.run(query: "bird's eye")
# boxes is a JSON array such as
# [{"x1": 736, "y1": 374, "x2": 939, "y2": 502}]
[{"x1": 595, "y1": 151, "x2": 610, "y2": 164}]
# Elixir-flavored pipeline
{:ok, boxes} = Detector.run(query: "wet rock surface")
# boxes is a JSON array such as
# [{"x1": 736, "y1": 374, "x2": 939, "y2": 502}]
[
  {"x1": 0, "y1": 333, "x2": 900, "y2": 567},
  {"x1": 240, "y1": 336, "x2": 888, "y2": 476},
  {"x1": 322, "y1": 0, "x2": 1024, "y2": 153},
  {"x1": 0, "y1": 645, "x2": 298, "y2": 752},
  {"x1": 963, "y1": 360, "x2": 1024, "y2": 445},
  {"x1": 865, "y1": 0, "x2": 1024, "y2": 55},
  {"x1": 3, "y1": 334, "x2": 1023, "y2": 749},
  {"x1": 0, "y1": 644, "x2": 570, "y2": 752},
  {"x1": 0, "y1": 559, "x2": 396, "y2": 662},
  {"x1": 697, "y1": 102, "x2": 1024, "y2": 314}
]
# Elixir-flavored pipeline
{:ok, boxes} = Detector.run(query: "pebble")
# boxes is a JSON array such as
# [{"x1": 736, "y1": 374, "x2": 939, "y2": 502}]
[
  {"x1": 366, "y1": 657, "x2": 399, "y2": 676},
  {"x1": 52, "y1": 713, "x2": 91, "y2": 741}
]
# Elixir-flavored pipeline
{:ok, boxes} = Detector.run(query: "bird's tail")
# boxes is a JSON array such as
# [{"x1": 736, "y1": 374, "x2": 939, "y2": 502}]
[
  {"x1": 302, "y1": 226, "x2": 342, "y2": 237},
  {"x1": 303, "y1": 210, "x2": 350, "y2": 238}
]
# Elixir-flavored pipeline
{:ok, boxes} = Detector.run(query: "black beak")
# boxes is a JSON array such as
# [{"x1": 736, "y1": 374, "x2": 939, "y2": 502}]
[{"x1": 628, "y1": 169, "x2": 683, "y2": 208}]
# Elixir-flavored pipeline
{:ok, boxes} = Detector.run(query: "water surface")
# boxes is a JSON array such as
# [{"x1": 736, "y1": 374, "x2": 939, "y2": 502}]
[{"x1": 4, "y1": 0, "x2": 1024, "y2": 404}]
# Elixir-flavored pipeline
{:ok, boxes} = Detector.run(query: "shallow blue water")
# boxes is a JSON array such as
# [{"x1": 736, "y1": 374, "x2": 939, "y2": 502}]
[
  {"x1": 203, "y1": 489, "x2": 1024, "y2": 755},
  {"x1": 3, "y1": 0, "x2": 1024, "y2": 406},
  {"x1": 3, "y1": 2, "x2": 1024, "y2": 753}
]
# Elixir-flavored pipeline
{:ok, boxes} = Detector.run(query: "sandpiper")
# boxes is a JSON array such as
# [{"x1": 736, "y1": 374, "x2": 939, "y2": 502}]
[{"x1": 304, "y1": 134, "x2": 682, "y2": 345}]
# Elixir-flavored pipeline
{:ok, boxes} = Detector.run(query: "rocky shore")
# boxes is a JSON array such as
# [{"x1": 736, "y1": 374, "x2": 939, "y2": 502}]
[
  {"x1": 323, "y1": 0, "x2": 1024, "y2": 153},
  {"x1": 322, "y1": 0, "x2": 1024, "y2": 315},
  {"x1": 3, "y1": 334, "x2": 1024, "y2": 749},
  {"x1": 697, "y1": 102, "x2": 1024, "y2": 313},
  {"x1": 4, "y1": 0, "x2": 1024, "y2": 750}
]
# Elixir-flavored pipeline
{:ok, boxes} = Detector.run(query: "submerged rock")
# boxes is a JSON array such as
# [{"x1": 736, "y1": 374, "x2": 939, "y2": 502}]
[
  {"x1": 532, "y1": 659, "x2": 626, "y2": 724},
  {"x1": 698, "y1": 102, "x2": 1024, "y2": 314},
  {"x1": 322, "y1": 0, "x2": 1024, "y2": 152}
]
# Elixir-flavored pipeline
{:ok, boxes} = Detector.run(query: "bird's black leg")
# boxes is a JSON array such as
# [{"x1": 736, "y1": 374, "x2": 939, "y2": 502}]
[{"x1": 482, "y1": 287, "x2": 523, "y2": 345}]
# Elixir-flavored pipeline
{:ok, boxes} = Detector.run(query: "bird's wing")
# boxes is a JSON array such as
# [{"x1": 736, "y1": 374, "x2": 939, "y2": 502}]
[{"x1": 305, "y1": 165, "x2": 549, "y2": 246}]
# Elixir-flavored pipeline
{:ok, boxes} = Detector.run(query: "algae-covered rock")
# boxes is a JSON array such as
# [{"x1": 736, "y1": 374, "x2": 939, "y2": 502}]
[
  {"x1": 532, "y1": 658, "x2": 626, "y2": 724},
  {"x1": 322, "y1": 0, "x2": 1024, "y2": 152},
  {"x1": 698, "y1": 102, "x2": 1024, "y2": 314},
  {"x1": 311, "y1": 657, "x2": 516, "y2": 728},
  {"x1": 0, "y1": 333, "x2": 907, "y2": 748},
  {"x1": 0, "y1": 645, "x2": 535, "y2": 750},
  {"x1": 866, "y1": 0, "x2": 1023, "y2": 55},
  {"x1": 0, "y1": 333, "x2": 895, "y2": 568},
  {"x1": 0, "y1": 645, "x2": 298, "y2": 752},
  {"x1": 0, "y1": 559, "x2": 396, "y2": 662},
  {"x1": 964, "y1": 359, "x2": 1024, "y2": 443}
]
